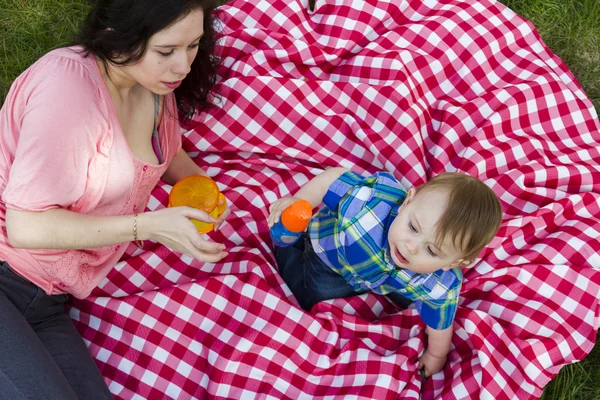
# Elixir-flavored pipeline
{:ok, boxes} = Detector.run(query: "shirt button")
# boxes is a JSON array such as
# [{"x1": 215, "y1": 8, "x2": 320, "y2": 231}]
[
  {"x1": 400, "y1": 289, "x2": 407, "y2": 293},
  {"x1": 115, "y1": 245, "x2": 121, "y2": 251},
  {"x1": 59, "y1": 282, "x2": 66, "y2": 287},
  {"x1": 133, "y1": 205, "x2": 137, "y2": 211},
  {"x1": 143, "y1": 165, "x2": 148, "y2": 171}
]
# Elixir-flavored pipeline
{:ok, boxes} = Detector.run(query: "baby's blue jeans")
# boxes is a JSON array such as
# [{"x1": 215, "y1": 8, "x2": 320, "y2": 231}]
[{"x1": 274, "y1": 234, "x2": 412, "y2": 311}]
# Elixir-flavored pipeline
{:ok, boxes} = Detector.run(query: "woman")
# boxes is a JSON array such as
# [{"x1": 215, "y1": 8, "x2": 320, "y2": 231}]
[{"x1": 0, "y1": 0, "x2": 227, "y2": 398}]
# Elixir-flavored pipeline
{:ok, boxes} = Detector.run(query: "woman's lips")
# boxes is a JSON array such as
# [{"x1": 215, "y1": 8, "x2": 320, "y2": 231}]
[{"x1": 162, "y1": 80, "x2": 182, "y2": 89}]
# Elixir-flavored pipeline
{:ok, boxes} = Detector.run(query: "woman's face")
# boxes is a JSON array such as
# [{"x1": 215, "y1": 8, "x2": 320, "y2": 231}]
[{"x1": 124, "y1": 8, "x2": 205, "y2": 94}]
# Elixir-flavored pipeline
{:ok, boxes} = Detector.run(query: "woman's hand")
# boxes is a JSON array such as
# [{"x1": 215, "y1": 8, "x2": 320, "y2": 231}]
[
  {"x1": 267, "y1": 197, "x2": 303, "y2": 228},
  {"x1": 214, "y1": 203, "x2": 231, "y2": 231},
  {"x1": 138, "y1": 207, "x2": 228, "y2": 262}
]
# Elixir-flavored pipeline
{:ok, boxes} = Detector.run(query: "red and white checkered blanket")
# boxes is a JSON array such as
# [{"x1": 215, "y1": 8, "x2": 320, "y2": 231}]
[{"x1": 70, "y1": 0, "x2": 600, "y2": 398}]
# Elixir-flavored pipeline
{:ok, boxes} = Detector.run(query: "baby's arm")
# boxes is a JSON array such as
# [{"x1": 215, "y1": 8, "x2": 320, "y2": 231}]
[
  {"x1": 268, "y1": 167, "x2": 348, "y2": 227},
  {"x1": 420, "y1": 325, "x2": 453, "y2": 377},
  {"x1": 295, "y1": 167, "x2": 349, "y2": 208}
]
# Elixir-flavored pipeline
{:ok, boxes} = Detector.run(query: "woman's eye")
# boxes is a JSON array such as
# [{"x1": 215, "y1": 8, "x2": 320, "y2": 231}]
[
  {"x1": 427, "y1": 247, "x2": 437, "y2": 257},
  {"x1": 408, "y1": 222, "x2": 417, "y2": 232},
  {"x1": 158, "y1": 50, "x2": 174, "y2": 57},
  {"x1": 188, "y1": 42, "x2": 200, "y2": 49}
]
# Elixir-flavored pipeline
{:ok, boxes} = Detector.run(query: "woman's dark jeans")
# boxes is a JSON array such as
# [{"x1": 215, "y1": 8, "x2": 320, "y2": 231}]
[
  {"x1": 0, "y1": 261, "x2": 113, "y2": 399},
  {"x1": 274, "y1": 235, "x2": 412, "y2": 311}
]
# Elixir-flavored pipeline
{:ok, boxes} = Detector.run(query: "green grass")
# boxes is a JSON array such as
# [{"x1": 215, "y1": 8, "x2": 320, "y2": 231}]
[
  {"x1": 502, "y1": 0, "x2": 600, "y2": 112},
  {"x1": 0, "y1": 0, "x2": 599, "y2": 399},
  {"x1": 500, "y1": 0, "x2": 600, "y2": 398},
  {"x1": 0, "y1": 0, "x2": 89, "y2": 99},
  {"x1": 541, "y1": 355, "x2": 600, "y2": 400}
]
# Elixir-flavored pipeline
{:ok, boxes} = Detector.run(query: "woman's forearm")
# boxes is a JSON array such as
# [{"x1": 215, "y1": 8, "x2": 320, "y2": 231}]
[
  {"x1": 162, "y1": 148, "x2": 207, "y2": 185},
  {"x1": 5, "y1": 208, "x2": 145, "y2": 250}
]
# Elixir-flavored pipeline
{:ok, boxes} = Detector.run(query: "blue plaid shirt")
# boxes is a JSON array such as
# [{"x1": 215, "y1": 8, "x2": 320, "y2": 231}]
[{"x1": 308, "y1": 171, "x2": 462, "y2": 330}]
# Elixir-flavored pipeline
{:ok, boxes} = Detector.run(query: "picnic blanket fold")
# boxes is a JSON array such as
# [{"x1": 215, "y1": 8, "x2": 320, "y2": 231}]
[{"x1": 70, "y1": 0, "x2": 600, "y2": 398}]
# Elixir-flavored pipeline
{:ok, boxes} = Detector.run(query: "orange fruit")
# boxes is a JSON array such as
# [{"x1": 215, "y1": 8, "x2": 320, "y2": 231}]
[{"x1": 169, "y1": 175, "x2": 225, "y2": 234}]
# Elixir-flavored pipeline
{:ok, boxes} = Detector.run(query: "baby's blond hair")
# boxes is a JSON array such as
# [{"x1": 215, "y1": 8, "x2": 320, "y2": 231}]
[{"x1": 415, "y1": 172, "x2": 503, "y2": 262}]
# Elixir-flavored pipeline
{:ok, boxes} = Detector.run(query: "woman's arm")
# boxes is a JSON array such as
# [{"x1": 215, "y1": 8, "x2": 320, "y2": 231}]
[
  {"x1": 6, "y1": 208, "x2": 137, "y2": 249},
  {"x1": 162, "y1": 148, "x2": 207, "y2": 185},
  {"x1": 5, "y1": 207, "x2": 227, "y2": 261}
]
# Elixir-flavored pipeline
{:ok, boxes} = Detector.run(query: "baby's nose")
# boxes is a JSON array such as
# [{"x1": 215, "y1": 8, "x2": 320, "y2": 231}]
[{"x1": 405, "y1": 242, "x2": 418, "y2": 255}]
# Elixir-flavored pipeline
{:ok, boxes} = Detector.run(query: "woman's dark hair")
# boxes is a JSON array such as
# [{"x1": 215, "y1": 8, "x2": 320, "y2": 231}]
[{"x1": 73, "y1": 0, "x2": 221, "y2": 119}]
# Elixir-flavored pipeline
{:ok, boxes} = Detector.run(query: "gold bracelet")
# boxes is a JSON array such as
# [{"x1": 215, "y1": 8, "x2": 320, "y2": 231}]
[{"x1": 133, "y1": 213, "x2": 144, "y2": 248}]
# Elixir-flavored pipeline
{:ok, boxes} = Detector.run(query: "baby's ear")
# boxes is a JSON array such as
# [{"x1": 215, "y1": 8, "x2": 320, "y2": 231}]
[
  {"x1": 443, "y1": 259, "x2": 471, "y2": 270},
  {"x1": 403, "y1": 188, "x2": 416, "y2": 204}
]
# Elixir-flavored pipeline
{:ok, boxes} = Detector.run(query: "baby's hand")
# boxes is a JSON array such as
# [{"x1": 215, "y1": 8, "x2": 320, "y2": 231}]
[
  {"x1": 268, "y1": 197, "x2": 303, "y2": 228},
  {"x1": 419, "y1": 350, "x2": 447, "y2": 378}
]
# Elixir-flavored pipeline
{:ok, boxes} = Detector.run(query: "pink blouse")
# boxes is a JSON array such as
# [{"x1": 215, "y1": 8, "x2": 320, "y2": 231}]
[{"x1": 0, "y1": 46, "x2": 182, "y2": 298}]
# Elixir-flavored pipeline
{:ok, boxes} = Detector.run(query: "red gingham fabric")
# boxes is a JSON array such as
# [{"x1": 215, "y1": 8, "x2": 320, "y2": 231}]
[{"x1": 70, "y1": 0, "x2": 600, "y2": 398}]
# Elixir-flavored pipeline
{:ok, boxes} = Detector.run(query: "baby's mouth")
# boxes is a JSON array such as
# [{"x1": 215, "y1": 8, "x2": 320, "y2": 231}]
[{"x1": 394, "y1": 246, "x2": 408, "y2": 264}]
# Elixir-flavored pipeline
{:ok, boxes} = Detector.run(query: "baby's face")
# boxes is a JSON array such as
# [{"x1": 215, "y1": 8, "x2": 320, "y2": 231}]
[{"x1": 388, "y1": 188, "x2": 467, "y2": 273}]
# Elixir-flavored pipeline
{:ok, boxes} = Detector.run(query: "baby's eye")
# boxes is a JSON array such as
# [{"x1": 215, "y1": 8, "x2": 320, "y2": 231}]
[
  {"x1": 408, "y1": 222, "x2": 417, "y2": 232},
  {"x1": 427, "y1": 247, "x2": 438, "y2": 257}
]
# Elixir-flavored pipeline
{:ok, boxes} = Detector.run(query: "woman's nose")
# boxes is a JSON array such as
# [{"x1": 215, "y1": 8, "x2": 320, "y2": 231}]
[{"x1": 172, "y1": 52, "x2": 192, "y2": 75}]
